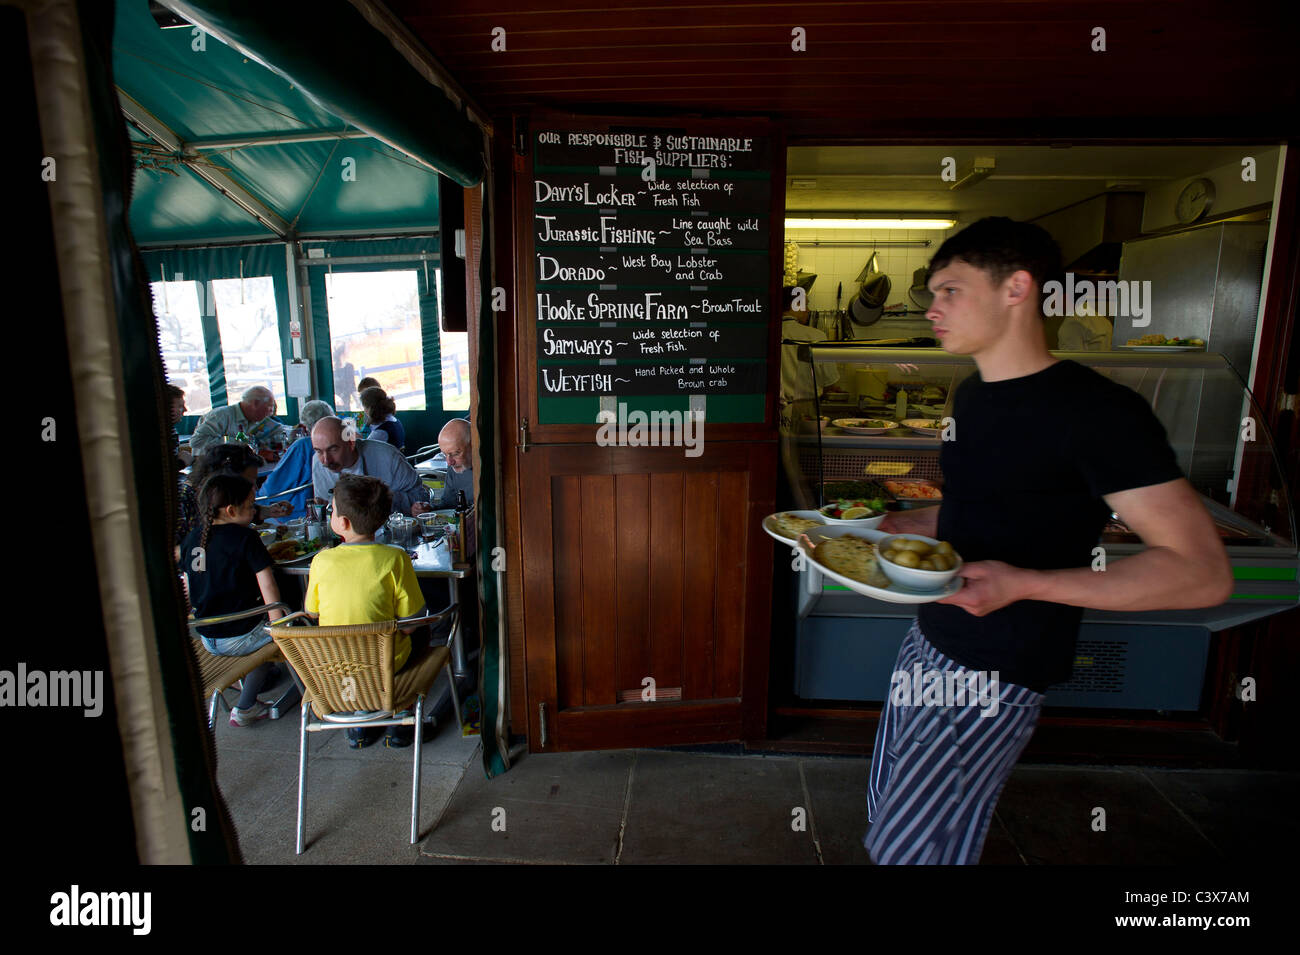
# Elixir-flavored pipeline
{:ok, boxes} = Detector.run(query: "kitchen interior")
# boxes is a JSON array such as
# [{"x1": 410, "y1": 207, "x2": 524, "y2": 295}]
[{"x1": 769, "y1": 144, "x2": 1296, "y2": 732}]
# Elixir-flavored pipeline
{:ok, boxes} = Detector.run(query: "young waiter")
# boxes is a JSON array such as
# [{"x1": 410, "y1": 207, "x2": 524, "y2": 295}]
[{"x1": 867, "y1": 217, "x2": 1233, "y2": 864}]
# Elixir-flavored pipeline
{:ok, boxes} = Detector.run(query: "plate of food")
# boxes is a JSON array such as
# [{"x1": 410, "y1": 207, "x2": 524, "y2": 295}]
[
  {"x1": 266, "y1": 537, "x2": 325, "y2": 565},
  {"x1": 796, "y1": 525, "x2": 963, "y2": 604},
  {"x1": 832, "y1": 418, "x2": 899, "y2": 435},
  {"x1": 900, "y1": 418, "x2": 944, "y2": 437},
  {"x1": 1120, "y1": 334, "x2": 1206, "y2": 351},
  {"x1": 762, "y1": 510, "x2": 827, "y2": 545},
  {"x1": 884, "y1": 479, "x2": 943, "y2": 501},
  {"x1": 818, "y1": 498, "x2": 888, "y2": 527}
]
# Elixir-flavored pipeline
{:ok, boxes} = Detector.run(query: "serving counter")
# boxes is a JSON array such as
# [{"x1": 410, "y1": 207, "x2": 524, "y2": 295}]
[{"x1": 777, "y1": 346, "x2": 1298, "y2": 712}]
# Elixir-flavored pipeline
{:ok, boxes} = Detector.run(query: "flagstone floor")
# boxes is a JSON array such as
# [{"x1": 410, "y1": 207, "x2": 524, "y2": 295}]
[{"x1": 212, "y1": 700, "x2": 1299, "y2": 865}]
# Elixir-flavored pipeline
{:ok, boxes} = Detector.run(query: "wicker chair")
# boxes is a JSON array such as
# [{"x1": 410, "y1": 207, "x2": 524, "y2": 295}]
[
  {"x1": 269, "y1": 608, "x2": 462, "y2": 854},
  {"x1": 188, "y1": 604, "x2": 293, "y2": 728}
]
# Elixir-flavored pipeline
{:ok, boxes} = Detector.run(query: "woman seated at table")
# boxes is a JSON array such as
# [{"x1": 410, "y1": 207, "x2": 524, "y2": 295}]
[
  {"x1": 359, "y1": 386, "x2": 405, "y2": 453},
  {"x1": 190, "y1": 445, "x2": 292, "y2": 521}
]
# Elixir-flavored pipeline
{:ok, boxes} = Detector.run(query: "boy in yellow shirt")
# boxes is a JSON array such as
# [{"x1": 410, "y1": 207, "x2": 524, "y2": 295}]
[{"x1": 305, "y1": 473, "x2": 427, "y2": 748}]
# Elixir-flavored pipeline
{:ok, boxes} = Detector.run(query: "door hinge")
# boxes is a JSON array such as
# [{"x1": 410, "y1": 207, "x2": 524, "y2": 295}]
[
  {"x1": 519, "y1": 417, "x2": 531, "y2": 452},
  {"x1": 538, "y1": 701, "x2": 548, "y2": 748},
  {"x1": 1279, "y1": 393, "x2": 1296, "y2": 413}
]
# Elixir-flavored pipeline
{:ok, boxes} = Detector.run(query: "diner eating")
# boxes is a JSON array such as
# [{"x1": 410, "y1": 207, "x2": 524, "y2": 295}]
[
  {"x1": 189, "y1": 386, "x2": 289, "y2": 456},
  {"x1": 309, "y1": 415, "x2": 426, "y2": 515}
]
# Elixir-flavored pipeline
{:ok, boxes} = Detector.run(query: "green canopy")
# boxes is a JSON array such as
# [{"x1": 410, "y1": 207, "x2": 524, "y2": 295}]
[{"x1": 114, "y1": 0, "x2": 479, "y2": 244}]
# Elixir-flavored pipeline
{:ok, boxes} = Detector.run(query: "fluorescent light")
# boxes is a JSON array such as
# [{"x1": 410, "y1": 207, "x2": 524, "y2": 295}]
[{"x1": 785, "y1": 217, "x2": 956, "y2": 230}]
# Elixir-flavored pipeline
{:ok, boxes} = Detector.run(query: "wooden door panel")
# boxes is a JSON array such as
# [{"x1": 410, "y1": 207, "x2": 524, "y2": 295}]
[
  {"x1": 614, "y1": 473, "x2": 650, "y2": 695},
  {"x1": 715, "y1": 469, "x2": 749, "y2": 698},
  {"x1": 552, "y1": 474, "x2": 584, "y2": 710},
  {"x1": 521, "y1": 444, "x2": 771, "y2": 749},
  {"x1": 648, "y1": 473, "x2": 685, "y2": 692},
  {"x1": 579, "y1": 474, "x2": 618, "y2": 706},
  {"x1": 681, "y1": 471, "x2": 720, "y2": 701}
]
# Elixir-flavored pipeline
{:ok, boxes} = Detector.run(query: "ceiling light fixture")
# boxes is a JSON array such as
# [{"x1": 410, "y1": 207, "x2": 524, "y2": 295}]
[
  {"x1": 948, "y1": 157, "x2": 996, "y2": 191},
  {"x1": 785, "y1": 217, "x2": 956, "y2": 230}
]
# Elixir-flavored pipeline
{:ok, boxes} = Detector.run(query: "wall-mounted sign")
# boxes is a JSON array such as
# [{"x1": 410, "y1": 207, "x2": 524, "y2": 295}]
[{"x1": 531, "y1": 124, "x2": 773, "y2": 425}]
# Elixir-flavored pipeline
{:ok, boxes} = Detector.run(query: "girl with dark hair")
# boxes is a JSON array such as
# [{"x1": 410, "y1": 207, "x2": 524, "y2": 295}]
[
  {"x1": 358, "y1": 386, "x2": 405, "y2": 452},
  {"x1": 180, "y1": 474, "x2": 288, "y2": 726},
  {"x1": 189, "y1": 444, "x2": 292, "y2": 520}
]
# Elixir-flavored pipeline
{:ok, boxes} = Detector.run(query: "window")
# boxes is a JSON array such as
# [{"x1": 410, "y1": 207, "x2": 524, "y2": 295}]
[
  {"x1": 150, "y1": 279, "x2": 212, "y2": 416},
  {"x1": 212, "y1": 276, "x2": 285, "y2": 410},
  {"x1": 438, "y1": 270, "x2": 471, "y2": 411},
  {"x1": 325, "y1": 270, "x2": 427, "y2": 411}
]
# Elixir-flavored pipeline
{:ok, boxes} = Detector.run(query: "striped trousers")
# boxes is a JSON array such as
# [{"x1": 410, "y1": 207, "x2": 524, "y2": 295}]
[{"x1": 864, "y1": 619, "x2": 1043, "y2": 865}]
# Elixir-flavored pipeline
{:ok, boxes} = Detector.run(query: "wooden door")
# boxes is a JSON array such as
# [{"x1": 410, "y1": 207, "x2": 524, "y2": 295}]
[
  {"x1": 511, "y1": 113, "x2": 783, "y2": 750},
  {"x1": 521, "y1": 444, "x2": 774, "y2": 750}
]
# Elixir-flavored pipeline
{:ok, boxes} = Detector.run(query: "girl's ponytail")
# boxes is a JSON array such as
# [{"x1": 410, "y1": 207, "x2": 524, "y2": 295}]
[{"x1": 196, "y1": 474, "x2": 256, "y2": 556}]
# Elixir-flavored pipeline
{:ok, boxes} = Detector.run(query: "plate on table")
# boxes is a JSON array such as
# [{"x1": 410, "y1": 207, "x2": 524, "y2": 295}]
[
  {"x1": 796, "y1": 525, "x2": 962, "y2": 604},
  {"x1": 267, "y1": 539, "x2": 324, "y2": 565},
  {"x1": 762, "y1": 510, "x2": 827, "y2": 545},
  {"x1": 900, "y1": 418, "x2": 944, "y2": 437},
  {"x1": 832, "y1": 418, "x2": 899, "y2": 435}
]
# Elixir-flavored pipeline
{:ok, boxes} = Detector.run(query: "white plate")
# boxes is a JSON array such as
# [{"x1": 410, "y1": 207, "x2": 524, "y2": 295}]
[
  {"x1": 1117, "y1": 344, "x2": 1205, "y2": 352},
  {"x1": 817, "y1": 505, "x2": 887, "y2": 528},
  {"x1": 796, "y1": 525, "x2": 963, "y2": 604},
  {"x1": 832, "y1": 418, "x2": 899, "y2": 435},
  {"x1": 900, "y1": 418, "x2": 943, "y2": 437},
  {"x1": 762, "y1": 510, "x2": 829, "y2": 545}
]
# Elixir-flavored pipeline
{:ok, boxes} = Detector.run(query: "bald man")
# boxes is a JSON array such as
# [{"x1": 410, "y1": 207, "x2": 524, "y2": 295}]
[
  {"x1": 413, "y1": 419, "x2": 473, "y2": 515},
  {"x1": 311, "y1": 416, "x2": 426, "y2": 516},
  {"x1": 189, "y1": 385, "x2": 288, "y2": 455}
]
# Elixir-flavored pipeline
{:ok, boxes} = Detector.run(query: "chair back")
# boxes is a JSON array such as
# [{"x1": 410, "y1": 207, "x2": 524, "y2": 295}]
[{"x1": 270, "y1": 620, "x2": 402, "y2": 714}]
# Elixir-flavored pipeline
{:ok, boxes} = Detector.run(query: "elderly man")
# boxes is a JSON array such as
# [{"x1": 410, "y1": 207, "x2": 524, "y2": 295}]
[
  {"x1": 311, "y1": 416, "x2": 425, "y2": 516},
  {"x1": 411, "y1": 418, "x2": 473, "y2": 515},
  {"x1": 189, "y1": 385, "x2": 288, "y2": 456}
]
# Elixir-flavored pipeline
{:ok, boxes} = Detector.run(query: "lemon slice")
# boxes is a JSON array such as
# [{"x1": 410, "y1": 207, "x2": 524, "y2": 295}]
[{"x1": 840, "y1": 507, "x2": 872, "y2": 520}]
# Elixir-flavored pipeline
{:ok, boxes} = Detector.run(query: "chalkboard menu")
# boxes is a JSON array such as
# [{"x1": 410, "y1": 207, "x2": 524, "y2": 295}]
[{"x1": 532, "y1": 125, "x2": 774, "y2": 425}]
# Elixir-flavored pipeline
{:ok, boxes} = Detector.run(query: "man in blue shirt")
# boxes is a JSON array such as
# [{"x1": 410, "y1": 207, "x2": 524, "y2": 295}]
[{"x1": 259, "y1": 399, "x2": 334, "y2": 520}]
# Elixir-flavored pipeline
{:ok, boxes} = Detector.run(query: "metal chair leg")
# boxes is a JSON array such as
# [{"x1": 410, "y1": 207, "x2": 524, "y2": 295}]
[
  {"x1": 296, "y1": 700, "x2": 310, "y2": 855},
  {"x1": 410, "y1": 694, "x2": 424, "y2": 845},
  {"x1": 445, "y1": 663, "x2": 462, "y2": 732},
  {"x1": 209, "y1": 690, "x2": 219, "y2": 730}
]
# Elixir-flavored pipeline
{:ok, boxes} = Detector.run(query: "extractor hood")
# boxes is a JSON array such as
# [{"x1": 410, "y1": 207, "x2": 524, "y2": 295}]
[{"x1": 1031, "y1": 192, "x2": 1145, "y2": 273}]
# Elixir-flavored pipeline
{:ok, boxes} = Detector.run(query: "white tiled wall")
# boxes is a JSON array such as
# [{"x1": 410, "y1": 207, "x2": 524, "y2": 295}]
[{"x1": 785, "y1": 227, "x2": 958, "y2": 314}]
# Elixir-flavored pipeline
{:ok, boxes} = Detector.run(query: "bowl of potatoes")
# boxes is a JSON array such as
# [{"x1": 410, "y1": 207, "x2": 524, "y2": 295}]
[{"x1": 877, "y1": 534, "x2": 962, "y2": 591}]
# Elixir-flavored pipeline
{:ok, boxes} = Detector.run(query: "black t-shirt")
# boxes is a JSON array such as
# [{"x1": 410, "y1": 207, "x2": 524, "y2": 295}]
[
  {"x1": 180, "y1": 523, "x2": 274, "y2": 640},
  {"x1": 916, "y1": 360, "x2": 1185, "y2": 692}
]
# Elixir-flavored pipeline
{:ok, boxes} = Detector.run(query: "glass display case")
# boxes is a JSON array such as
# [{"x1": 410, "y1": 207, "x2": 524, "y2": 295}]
[{"x1": 777, "y1": 344, "x2": 1298, "y2": 711}]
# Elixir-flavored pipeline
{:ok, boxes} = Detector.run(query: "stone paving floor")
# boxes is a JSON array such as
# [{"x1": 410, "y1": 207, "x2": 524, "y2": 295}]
[{"x1": 212, "y1": 700, "x2": 1299, "y2": 865}]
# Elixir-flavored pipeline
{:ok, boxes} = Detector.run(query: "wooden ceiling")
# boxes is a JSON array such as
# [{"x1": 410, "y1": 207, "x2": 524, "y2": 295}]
[{"x1": 385, "y1": 0, "x2": 1298, "y2": 139}]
